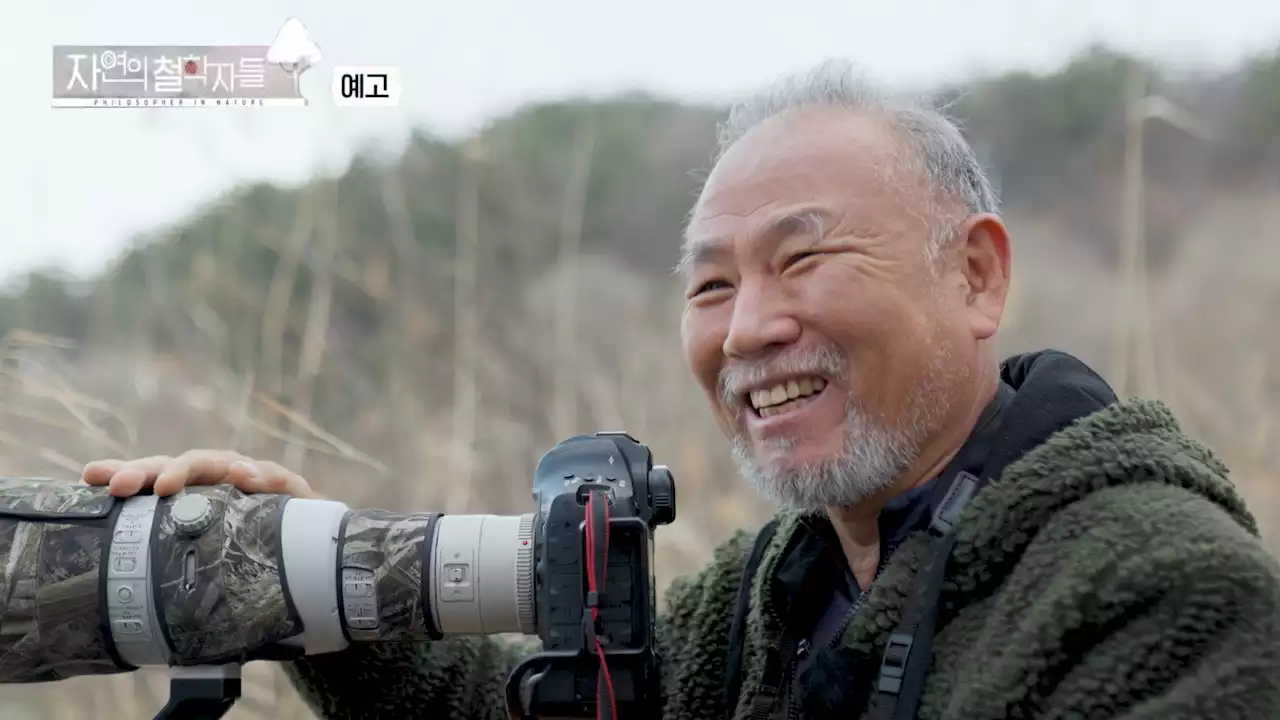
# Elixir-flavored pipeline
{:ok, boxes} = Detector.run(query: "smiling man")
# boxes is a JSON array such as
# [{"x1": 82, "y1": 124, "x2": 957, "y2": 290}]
[
  {"x1": 680, "y1": 98, "x2": 1001, "y2": 551},
  {"x1": 78, "y1": 60, "x2": 1280, "y2": 719}
]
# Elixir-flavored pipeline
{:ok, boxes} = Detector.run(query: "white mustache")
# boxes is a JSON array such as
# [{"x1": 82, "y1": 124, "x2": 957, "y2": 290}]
[{"x1": 717, "y1": 344, "x2": 847, "y2": 408}]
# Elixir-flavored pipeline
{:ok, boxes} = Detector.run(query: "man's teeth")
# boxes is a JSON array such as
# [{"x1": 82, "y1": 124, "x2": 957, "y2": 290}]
[{"x1": 749, "y1": 377, "x2": 827, "y2": 411}]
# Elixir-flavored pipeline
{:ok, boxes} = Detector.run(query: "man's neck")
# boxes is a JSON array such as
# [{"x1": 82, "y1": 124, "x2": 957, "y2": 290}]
[{"x1": 826, "y1": 368, "x2": 1000, "y2": 589}]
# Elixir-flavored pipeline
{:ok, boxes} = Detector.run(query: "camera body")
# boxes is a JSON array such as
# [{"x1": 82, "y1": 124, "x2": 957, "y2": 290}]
[{"x1": 506, "y1": 431, "x2": 676, "y2": 720}]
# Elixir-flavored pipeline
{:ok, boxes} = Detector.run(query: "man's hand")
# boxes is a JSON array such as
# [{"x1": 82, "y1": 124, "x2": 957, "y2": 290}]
[{"x1": 82, "y1": 449, "x2": 321, "y2": 499}]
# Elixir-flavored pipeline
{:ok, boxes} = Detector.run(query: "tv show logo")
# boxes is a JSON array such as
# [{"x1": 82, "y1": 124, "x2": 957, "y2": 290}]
[{"x1": 51, "y1": 18, "x2": 323, "y2": 108}]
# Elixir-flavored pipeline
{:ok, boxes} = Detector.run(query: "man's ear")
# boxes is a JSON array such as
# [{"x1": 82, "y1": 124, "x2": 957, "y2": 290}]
[{"x1": 956, "y1": 213, "x2": 1011, "y2": 341}]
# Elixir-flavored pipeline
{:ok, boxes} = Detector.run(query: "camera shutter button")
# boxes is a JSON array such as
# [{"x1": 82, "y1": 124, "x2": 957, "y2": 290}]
[{"x1": 171, "y1": 493, "x2": 215, "y2": 536}]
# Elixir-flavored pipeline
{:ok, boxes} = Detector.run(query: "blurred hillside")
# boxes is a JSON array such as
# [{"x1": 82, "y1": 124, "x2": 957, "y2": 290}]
[{"x1": 2, "y1": 46, "x2": 1279, "y2": 718}]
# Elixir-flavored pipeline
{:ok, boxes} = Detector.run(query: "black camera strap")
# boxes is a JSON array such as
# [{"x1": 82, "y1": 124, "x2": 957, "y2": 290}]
[
  {"x1": 870, "y1": 472, "x2": 978, "y2": 720},
  {"x1": 726, "y1": 383, "x2": 1016, "y2": 720},
  {"x1": 584, "y1": 489, "x2": 618, "y2": 720},
  {"x1": 722, "y1": 519, "x2": 780, "y2": 720},
  {"x1": 874, "y1": 382, "x2": 1020, "y2": 720},
  {"x1": 728, "y1": 475, "x2": 990, "y2": 720}
]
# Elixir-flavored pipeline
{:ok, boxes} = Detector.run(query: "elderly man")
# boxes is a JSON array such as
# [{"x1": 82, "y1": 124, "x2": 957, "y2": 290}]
[{"x1": 84, "y1": 61, "x2": 1280, "y2": 719}]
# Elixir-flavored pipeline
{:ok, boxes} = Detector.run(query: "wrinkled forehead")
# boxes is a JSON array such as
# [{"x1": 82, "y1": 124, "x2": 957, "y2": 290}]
[
  {"x1": 679, "y1": 208, "x2": 826, "y2": 277},
  {"x1": 680, "y1": 109, "x2": 920, "y2": 276}
]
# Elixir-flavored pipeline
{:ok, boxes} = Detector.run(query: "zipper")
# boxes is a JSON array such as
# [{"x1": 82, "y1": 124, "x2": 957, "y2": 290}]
[
  {"x1": 832, "y1": 591, "x2": 867, "y2": 647},
  {"x1": 775, "y1": 598, "x2": 859, "y2": 720},
  {"x1": 783, "y1": 639, "x2": 809, "y2": 720},
  {"x1": 777, "y1": 544, "x2": 899, "y2": 718},
  {"x1": 778, "y1": 637, "x2": 798, "y2": 719},
  {"x1": 831, "y1": 548, "x2": 892, "y2": 647}
]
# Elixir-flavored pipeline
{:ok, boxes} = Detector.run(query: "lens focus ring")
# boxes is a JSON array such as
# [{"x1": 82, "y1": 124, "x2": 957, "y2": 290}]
[{"x1": 516, "y1": 513, "x2": 536, "y2": 634}]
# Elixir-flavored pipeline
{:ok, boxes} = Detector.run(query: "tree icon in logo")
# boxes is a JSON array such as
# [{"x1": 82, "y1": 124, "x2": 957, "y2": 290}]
[{"x1": 266, "y1": 18, "x2": 322, "y2": 100}]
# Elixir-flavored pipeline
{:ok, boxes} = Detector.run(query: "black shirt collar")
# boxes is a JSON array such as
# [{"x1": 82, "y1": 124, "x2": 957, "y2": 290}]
[{"x1": 779, "y1": 381, "x2": 1015, "y2": 612}]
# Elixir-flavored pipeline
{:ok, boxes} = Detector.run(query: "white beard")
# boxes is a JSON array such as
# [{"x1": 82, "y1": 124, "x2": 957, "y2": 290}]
[{"x1": 724, "y1": 335, "x2": 960, "y2": 514}]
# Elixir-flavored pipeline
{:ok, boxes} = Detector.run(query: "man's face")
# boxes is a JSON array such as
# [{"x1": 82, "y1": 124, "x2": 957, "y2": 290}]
[{"x1": 680, "y1": 108, "x2": 978, "y2": 511}]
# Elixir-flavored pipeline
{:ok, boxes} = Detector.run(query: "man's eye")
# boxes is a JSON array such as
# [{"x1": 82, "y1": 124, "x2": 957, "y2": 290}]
[
  {"x1": 691, "y1": 279, "x2": 730, "y2": 296},
  {"x1": 783, "y1": 251, "x2": 821, "y2": 269}
]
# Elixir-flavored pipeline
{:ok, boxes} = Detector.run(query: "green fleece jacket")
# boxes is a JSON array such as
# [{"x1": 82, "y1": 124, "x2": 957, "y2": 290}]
[{"x1": 284, "y1": 396, "x2": 1280, "y2": 719}]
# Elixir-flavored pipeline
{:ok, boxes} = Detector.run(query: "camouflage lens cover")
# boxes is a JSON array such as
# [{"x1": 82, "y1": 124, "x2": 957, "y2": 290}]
[
  {"x1": 338, "y1": 510, "x2": 440, "y2": 643},
  {"x1": 151, "y1": 485, "x2": 303, "y2": 665},
  {"x1": 0, "y1": 477, "x2": 130, "y2": 682}
]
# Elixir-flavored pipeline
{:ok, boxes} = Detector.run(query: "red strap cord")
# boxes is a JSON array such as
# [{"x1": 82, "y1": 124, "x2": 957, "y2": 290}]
[{"x1": 584, "y1": 491, "x2": 618, "y2": 720}]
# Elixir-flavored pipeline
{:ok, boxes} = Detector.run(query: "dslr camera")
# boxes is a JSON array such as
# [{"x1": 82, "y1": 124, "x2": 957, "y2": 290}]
[{"x1": 0, "y1": 431, "x2": 676, "y2": 720}]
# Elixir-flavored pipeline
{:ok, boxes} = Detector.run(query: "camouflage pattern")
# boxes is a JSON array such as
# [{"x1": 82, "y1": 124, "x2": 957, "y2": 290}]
[
  {"x1": 152, "y1": 485, "x2": 302, "y2": 665},
  {"x1": 0, "y1": 477, "x2": 115, "y2": 517},
  {"x1": 0, "y1": 477, "x2": 129, "y2": 682},
  {"x1": 339, "y1": 510, "x2": 438, "y2": 643}
]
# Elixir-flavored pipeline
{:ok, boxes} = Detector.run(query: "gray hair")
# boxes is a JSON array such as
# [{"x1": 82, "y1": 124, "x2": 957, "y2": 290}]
[{"x1": 690, "y1": 59, "x2": 1000, "y2": 264}]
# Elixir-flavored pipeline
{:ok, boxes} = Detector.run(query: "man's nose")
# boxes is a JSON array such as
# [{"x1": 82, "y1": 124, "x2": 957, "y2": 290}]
[{"x1": 722, "y1": 280, "x2": 801, "y2": 358}]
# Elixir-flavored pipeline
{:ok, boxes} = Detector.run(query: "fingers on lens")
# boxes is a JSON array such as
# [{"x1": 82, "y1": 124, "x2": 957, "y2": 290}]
[
  {"x1": 82, "y1": 459, "x2": 124, "y2": 485},
  {"x1": 85, "y1": 450, "x2": 294, "y2": 497},
  {"x1": 153, "y1": 457, "x2": 195, "y2": 496},
  {"x1": 107, "y1": 468, "x2": 151, "y2": 497},
  {"x1": 226, "y1": 461, "x2": 266, "y2": 490},
  {"x1": 249, "y1": 462, "x2": 300, "y2": 494},
  {"x1": 103, "y1": 455, "x2": 170, "y2": 497}
]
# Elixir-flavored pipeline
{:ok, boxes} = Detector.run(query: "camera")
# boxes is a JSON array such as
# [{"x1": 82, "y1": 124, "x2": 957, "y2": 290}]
[{"x1": 0, "y1": 431, "x2": 676, "y2": 720}]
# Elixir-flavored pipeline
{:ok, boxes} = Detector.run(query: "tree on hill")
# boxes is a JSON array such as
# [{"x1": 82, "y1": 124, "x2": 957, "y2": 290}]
[{"x1": 0, "y1": 44, "x2": 1276, "y2": 481}]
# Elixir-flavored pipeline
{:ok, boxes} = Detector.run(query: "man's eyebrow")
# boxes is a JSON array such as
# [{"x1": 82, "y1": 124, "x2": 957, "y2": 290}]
[
  {"x1": 675, "y1": 210, "x2": 829, "y2": 280},
  {"x1": 777, "y1": 210, "x2": 826, "y2": 246},
  {"x1": 674, "y1": 237, "x2": 727, "y2": 281}
]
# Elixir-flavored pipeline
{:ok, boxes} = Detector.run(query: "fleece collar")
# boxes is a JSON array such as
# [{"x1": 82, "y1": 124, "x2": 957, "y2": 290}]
[
  {"x1": 738, "y1": 350, "x2": 1261, "y2": 719},
  {"x1": 764, "y1": 349, "x2": 1121, "y2": 623}
]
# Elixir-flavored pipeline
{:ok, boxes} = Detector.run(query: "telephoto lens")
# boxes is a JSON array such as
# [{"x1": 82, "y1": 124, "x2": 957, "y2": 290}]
[
  {"x1": 0, "y1": 431, "x2": 678, "y2": 720},
  {"x1": 0, "y1": 477, "x2": 535, "y2": 679}
]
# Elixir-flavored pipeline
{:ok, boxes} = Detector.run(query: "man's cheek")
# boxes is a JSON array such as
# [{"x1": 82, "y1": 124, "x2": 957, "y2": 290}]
[{"x1": 711, "y1": 401, "x2": 741, "y2": 438}]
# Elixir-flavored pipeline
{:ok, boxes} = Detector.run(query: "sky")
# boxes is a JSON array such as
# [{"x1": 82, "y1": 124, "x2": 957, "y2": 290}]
[{"x1": 3, "y1": 0, "x2": 1279, "y2": 285}]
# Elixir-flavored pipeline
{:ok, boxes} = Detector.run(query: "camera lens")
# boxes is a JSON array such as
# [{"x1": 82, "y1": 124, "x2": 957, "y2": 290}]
[{"x1": 428, "y1": 514, "x2": 536, "y2": 636}]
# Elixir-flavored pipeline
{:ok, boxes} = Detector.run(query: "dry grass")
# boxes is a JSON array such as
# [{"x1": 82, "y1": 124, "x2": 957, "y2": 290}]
[{"x1": 1, "y1": 176, "x2": 1276, "y2": 718}]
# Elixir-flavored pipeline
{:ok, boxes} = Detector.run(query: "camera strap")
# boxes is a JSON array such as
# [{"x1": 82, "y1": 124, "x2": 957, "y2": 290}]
[
  {"x1": 873, "y1": 382, "x2": 1019, "y2": 720},
  {"x1": 722, "y1": 519, "x2": 780, "y2": 720},
  {"x1": 727, "y1": 382, "x2": 1015, "y2": 720},
  {"x1": 584, "y1": 489, "x2": 618, "y2": 720},
  {"x1": 870, "y1": 473, "x2": 978, "y2": 720}
]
